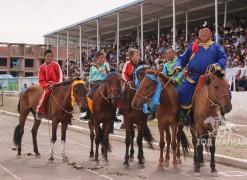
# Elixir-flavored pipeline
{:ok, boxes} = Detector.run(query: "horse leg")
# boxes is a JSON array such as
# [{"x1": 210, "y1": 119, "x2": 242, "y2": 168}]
[
  {"x1": 137, "y1": 127, "x2": 144, "y2": 167},
  {"x1": 129, "y1": 128, "x2": 135, "y2": 162},
  {"x1": 210, "y1": 136, "x2": 218, "y2": 176},
  {"x1": 157, "y1": 122, "x2": 165, "y2": 169},
  {"x1": 14, "y1": 107, "x2": 30, "y2": 158},
  {"x1": 102, "y1": 122, "x2": 111, "y2": 166},
  {"x1": 48, "y1": 121, "x2": 58, "y2": 161},
  {"x1": 176, "y1": 124, "x2": 183, "y2": 164},
  {"x1": 171, "y1": 123, "x2": 178, "y2": 172},
  {"x1": 123, "y1": 121, "x2": 131, "y2": 166},
  {"x1": 164, "y1": 125, "x2": 171, "y2": 168},
  {"x1": 31, "y1": 119, "x2": 41, "y2": 157},
  {"x1": 94, "y1": 123, "x2": 100, "y2": 165},
  {"x1": 89, "y1": 122, "x2": 95, "y2": 159},
  {"x1": 61, "y1": 122, "x2": 69, "y2": 161},
  {"x1": 193, "y1": 135, "x2": 203, "y2": 176}
]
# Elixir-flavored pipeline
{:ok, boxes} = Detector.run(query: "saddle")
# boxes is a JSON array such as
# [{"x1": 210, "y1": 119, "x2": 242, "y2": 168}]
[{"x1": 192, "y1": 75, "x2": 207, "y2": 104}]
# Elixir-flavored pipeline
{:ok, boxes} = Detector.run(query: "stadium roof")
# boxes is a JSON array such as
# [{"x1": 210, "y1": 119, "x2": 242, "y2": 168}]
[{"x1": 44, "y1": 0, "x2": 247, "y2": 43}]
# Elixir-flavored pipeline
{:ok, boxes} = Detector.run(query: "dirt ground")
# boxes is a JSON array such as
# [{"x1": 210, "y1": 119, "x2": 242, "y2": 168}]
[{"x1": 1, "y1": 94, "x2": 247, "y2": 160}]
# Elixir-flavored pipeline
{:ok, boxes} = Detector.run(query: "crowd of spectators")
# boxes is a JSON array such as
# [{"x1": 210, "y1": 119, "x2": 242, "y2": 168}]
[{"x1": 62, "y1": 17, "x2": 247, "y2": 91}]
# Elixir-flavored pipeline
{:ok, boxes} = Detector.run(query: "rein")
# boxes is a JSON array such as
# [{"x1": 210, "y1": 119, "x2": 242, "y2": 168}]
[
  {"x1": 206, "y1": 85, "x2": 229, "y2": 107},
  {"x1": 100, "y1": 83, "x2": 121, "y2": 103}
]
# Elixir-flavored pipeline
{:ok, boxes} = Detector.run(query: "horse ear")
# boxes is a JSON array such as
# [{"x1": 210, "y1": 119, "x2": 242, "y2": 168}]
[
  {"x1": 153, "y1": 71, "x2": 159, "y2": 77},
  {"x1": 205, "y1": 75, "x2": 211, "y2": 85},
  {"x1": 69, "y1": 76, "x2": 75, "y2": 83}
]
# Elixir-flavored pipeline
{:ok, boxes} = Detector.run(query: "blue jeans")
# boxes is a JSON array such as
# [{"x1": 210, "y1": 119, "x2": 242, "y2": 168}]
[{"x1": 87, "y1": 81, "x2": 103, "y2": 99}]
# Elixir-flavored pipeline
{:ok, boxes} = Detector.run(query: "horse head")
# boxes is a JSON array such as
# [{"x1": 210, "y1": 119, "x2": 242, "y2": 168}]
[
  {"x1": 132, "y1": 69, "x2": 160, "y2": 110},
  {"x1": 104, "y1": 71, "x2": 121, "y2": 106},
  {"x1": 205, "y1": 67, "x2": 232, "y2": 114},
  {"x1": 70, "y1": 77, "x2": 88, "y2": 112}
]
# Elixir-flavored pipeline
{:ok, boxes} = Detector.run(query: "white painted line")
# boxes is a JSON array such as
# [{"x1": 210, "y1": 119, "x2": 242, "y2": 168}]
[
  {"x1": 219, "y1": 171, "x2": 247, "y2": 177},
  {"x1": 100, "y1": 174, "x2": 114, "y2": 180},
  {"x1": 0, "y1": 164, "x2": 21, "y2": 180},
  {"x1": 0, "y1": 130, "x2": 8, "y2": 137},
  {"x1": 85, "y1": 169, "x2": 99, "y2": 175}
]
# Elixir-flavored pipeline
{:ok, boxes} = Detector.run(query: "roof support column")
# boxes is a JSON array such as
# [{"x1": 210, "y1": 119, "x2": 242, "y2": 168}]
[
  {"x1": 215, "y1": 0, "x2": 219, "y2": 43},
  {"x1": 79, "y1": 25, "x2": 82, "y2": 77},
  {"x1": 172, "y1": 0, "x2": 176, "y2": 51},
  {"x1": 185, "y1": 12, "x2": 188, "y2": 42},
  {"x1": 46, "y1": 37, "x2": 49, "y2": 50},
  {"x1": 141, "y1": 3, "x2": 144, "y2": 61},
  {"x1": 157, "y1": 17, "x2": 160, "y2": 48},
  {"x1": 56, "y1": 34, "x2": 59, "y2": 63},
  {"x1": 137, "y1": 26, "x2": 140, "y2": 47},
  {"x1": 116, "y1": 13, "x2": 120, "y2": 67},
  {"x1": 66, "y1": 30, "x2": 69, "y2": 77},
  {"x1": 97, "y1": 19, "x2": 100, "y2": 51},
  {"x1": 87, "y1": 39, "x2": 89, "y2": 61},
  {"x1": 224, "y1": 1, "x2": 228, "y2": 27}
]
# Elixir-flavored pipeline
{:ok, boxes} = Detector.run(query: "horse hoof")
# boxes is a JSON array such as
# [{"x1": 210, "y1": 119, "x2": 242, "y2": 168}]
[
  {"x1": 63, "y1": 156, "x2": 69, "y2": 162},
  {"x1": 124, "y1": 163, "x2": 129, "y2": 169},
  {"x1": 157, "y1": 165, "x2": 164, "y2": 171},
  {"x1": 129, "y1": 157, "x2": 134, "y2": 162},
  {"x1": 89, "y1": 157, "x2": 94, "y2": 161},
  {"x1": 103, "y1": 160, "x2": 109, "y2": 166},
  {"x1": 211, "y1": 171, "x2": 218, "y2": 177},
  {"x1": 177, "y1": 159, "x2": 182, "y2": 165},
  {"x1": 163, "y1": 161, "x2": 169, "y2": 167},
  {"x1": 48, "y1": 156, "x2": 54, "y2": 161},
  {"x1": 142, "y1": 158, "x2": 145, "y2": 164},
  {"x1": 16, "y1": 155, "x2": 21, "y2": 159},
  {"x1": 200, "y1": 162, "x2": 206, "y2": 167},
  {"x1": 193, "y1": 172, "x2": 201, "y2": 177},
  {"x1": 172, "y1": 167, "x2": 181, "y2": 173},
  {"x1": 138, "y1": 163, "x2": 145, "y2": 169},
  {"x1": 35, "y1": 154, "x2": 41, "y2": 158},
  {"x1": 94, "y1": 161, "x2": 99, "y2": 166},
  {"x1": 74, "y1": 165, "x2": 83, "y2": 170}
]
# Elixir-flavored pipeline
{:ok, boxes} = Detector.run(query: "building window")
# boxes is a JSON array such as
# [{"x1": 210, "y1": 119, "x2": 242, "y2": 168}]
[
  {"x1": 58, "y1": 60, "x2": 63, "y2": 68},
  {"x1": 25, "y1": 72, "x2": 33, "y2": 77},
  {"x1": 0, "y1": 58, "x2": 7, "y2": 66},
  {"x1": 25, "y1": 59, "x2": 34, "y2": 67},
  {"x1": 10, "y1": 71, "x2": 18, "y2": 77},
  {"x1": 0, "y1": 71, "x2": 7, "y2": 74}
]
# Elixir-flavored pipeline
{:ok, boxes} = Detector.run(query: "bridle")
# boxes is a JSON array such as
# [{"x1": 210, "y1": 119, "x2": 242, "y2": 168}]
[
  {"x1": 100, "y1": 78, "x2": 121, "y2": 103},
  {"x1": 206, "y1": 83, "x2": 230, "y2": 107}
]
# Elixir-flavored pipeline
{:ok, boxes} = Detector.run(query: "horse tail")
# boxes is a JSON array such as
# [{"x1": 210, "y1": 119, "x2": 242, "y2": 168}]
[
  {"x1": 17, "y1": 93, "x2": 22, "y2": 113},
  {"x1": 13, "y1": 124, "x2": 21, "y2": 147},
  {"x1": 180, "y1": 129, "x2": 191, "y2": 158},
  {"x1": 143, "y1": 125, "x2": 155, "y2": 149},
  {"x1": 99, "y1": 126, "x2": 112, "y2": 152}
]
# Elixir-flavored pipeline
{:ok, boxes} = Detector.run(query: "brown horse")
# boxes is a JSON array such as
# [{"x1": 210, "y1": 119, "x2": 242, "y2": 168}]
[
  {"x1": 89, "y1": 71, "x2": 121, "y2": 166},
  {"x1": 132, "y1": 70, "x2": 190, "y2": 172},
  {"x1": 13, "y1": 78, "x2": 88, "y2": 161},
  {"x1": 122, "y1": 65, "x2": 155, "y2": 168},
  {"x1": 191, "y1": 68, "x2": 232, "y2": 177}
]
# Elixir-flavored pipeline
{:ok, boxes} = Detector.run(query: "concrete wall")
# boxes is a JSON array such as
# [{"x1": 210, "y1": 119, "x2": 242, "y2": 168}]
[{"x1": 225, "y1": 91, "x2": 247, "y2": 122}]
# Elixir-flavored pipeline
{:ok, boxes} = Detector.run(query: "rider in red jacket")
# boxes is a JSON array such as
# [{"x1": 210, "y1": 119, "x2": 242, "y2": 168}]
[{"x1": 36, "y1": 49, "x2": 63, "y2": 120}]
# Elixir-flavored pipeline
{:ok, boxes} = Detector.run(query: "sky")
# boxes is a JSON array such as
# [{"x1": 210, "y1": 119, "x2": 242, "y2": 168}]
[{"x1": 0, "y1": 0, "x2": 136, "y2": 44}]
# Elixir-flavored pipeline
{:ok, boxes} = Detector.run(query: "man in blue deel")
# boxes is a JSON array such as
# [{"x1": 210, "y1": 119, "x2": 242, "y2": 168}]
[{"x1": 173, "y1": 22, "x2": 227, "y2": 126}]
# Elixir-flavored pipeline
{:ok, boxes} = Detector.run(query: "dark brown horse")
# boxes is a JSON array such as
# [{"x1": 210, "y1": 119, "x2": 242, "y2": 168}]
[
  {"x1": 132, "y1": 70, "x2": 190, "y2": 172},
  {"x1": 122, "y1": 65, "x2": 155, "y2": 168},
  {"x1": 191, "y1": 68, "x2": 232, "y2": 177},
  {"x1": 89, "y1": 72, "x2": 121, "y2": 166},
  {"x1": 13, "y1": 78, "x2": 88, "y2": 161}
]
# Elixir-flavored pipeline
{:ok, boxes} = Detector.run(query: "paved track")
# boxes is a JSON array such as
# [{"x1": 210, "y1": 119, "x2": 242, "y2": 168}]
[{"x1": 0, "y1": 114, "x2": 246, "y2": 180}]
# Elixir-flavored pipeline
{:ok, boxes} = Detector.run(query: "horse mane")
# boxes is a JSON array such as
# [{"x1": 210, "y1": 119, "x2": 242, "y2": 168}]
[
  {"x1": 214, "y1": 69, "x2": 225, "y2": 78},
  {"x1": 55, "y1": 80, "x2": 72, "y2": 87},
  {"x1": 145, "y1": 69, "x2": 174, "y2": 85}
]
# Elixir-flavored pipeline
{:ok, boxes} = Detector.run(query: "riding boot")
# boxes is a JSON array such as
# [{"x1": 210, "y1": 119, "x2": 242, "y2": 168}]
[
  {"x1": 81, "y1": 109, "x2": 91, "y2": 121},
  {"x1": 113, "y1": 111, "x2": 122, "y2": 123},
  {"x1": 182, "y1": 108, "x2": 193, "y2": 126},
  {"x1": 147, "y1": 112, "x2": 156, "y2": 121}
]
